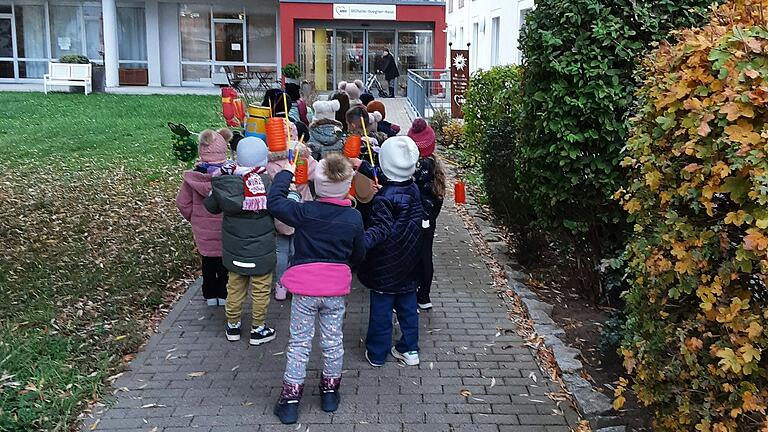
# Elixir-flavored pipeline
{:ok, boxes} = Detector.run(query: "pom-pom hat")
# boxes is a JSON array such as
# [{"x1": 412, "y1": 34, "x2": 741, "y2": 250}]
[
  {"x1": 407, "y1": 118, "x2": 436, "y2": 157},
  {"x1": 378, "y1": 136, "x2": 419, "y2": 182},
  {"x1": 314, "y1": 154, "x2": 354, "y2": 199},
  {"x1": 198, "y1": 129, "x2": 229, "y2": 164},
  {"x1": 313, "y1": 100, "x2": 341, "y2": 122}
]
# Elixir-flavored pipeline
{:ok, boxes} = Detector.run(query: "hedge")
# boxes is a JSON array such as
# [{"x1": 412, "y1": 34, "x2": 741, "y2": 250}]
[{"x1": 617, "y1": 1, "x2": 768, "y2": 428}]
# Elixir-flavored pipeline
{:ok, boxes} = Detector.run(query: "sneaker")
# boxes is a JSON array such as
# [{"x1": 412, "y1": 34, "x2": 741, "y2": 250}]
[
  {"x1": 391, "y1": 347, "x2": 419, "y2": 366},
  {"x1": 226, "y1": 322, "x2": 241, "y2": 342},
  {"x1": 206, "y1": 298, "x2": 218, "y2": 306},
  {"x1": 217, "y1": 298, "x2": 226, "y2": 306},
  {"x1": 365, "y1": 350, "x2": 384, "y2": 367},
  {"x1": 274, "y1": 282, "x2": 287, "y2": 301},
  {"x1": 418, "y1": 302, "x2": 433, "y2": 310},
  {"x1": 250, "y1": 325, "x2": 276, "y2": 346}
]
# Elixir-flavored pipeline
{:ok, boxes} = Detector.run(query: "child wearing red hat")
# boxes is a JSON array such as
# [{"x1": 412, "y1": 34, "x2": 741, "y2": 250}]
[{"x1": 408, "y1": 118, "x2": 446, "y2": 310}]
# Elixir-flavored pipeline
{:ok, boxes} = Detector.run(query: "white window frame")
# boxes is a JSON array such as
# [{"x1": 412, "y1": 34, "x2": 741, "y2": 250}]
[{"x1": 490, "y1": 14, "x2": 500, "y2": 67}]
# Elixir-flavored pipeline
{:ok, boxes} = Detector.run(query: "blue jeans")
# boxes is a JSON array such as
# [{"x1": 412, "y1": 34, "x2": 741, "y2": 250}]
[
  {"x1": 275, "y1": 233, "x2": 294, "y2": 284},
  {"x1": 366, "y1": 290, "x2": 418, "y2": 363}
]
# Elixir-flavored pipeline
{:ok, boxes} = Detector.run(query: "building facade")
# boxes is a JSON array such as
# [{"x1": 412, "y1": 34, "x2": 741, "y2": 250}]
[
  {"x1": 445, "y1": 0, "x2": 532, "y2": 71},
  {"x1": 0, "y1": 0, "x2": 445, "y2": 90}
]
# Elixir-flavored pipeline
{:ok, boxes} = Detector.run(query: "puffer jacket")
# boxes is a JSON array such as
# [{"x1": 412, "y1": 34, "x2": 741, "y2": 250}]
[
  {"x1": 267, "y1": 143, "x2": 317, "y2": 236},
  {"x1": 414, "y1": 157, "x2": 444, "y2": 223},
  {"x1": 358, "y1": 179, "x2": 424, "y2": 294},
  {"x1": 175, "y1": 170, "x2": 223, "y2": 257},
  {"x1": 308, "y1": 118, "x2": 344, "y2": 161},
  {"x1": 203, "y1": 170, "x2": 276, "y2": 276}
]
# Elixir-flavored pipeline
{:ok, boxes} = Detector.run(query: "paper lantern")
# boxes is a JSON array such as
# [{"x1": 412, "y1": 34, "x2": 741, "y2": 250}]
[
  {"x1": 343, "y1": 135, "x2": 361, "y2": 158},
  {"x1": 266, "y1": 117, "x2": 288, "y2": 152},
  {"x1": 295, "y1": 158, "x2": 308, "y2": 185}
]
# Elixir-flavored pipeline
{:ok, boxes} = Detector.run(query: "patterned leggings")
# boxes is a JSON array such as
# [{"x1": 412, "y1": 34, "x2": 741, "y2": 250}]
[{"x1": 283, "y1": 295, "x2": 346, "y2": 385}]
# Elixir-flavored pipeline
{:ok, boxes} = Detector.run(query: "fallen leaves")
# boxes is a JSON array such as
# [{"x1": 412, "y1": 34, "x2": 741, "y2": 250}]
[{"x1": 186, "y1": 372, "x2": 206, "y2": 378}]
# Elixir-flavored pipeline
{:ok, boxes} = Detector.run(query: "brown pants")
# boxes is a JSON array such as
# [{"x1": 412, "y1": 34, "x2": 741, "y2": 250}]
[{"x1": 226, "y1": 272, "x2": 273, "y2": 328}]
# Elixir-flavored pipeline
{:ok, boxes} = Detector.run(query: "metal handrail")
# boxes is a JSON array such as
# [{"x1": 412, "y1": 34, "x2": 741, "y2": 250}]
[{"x1": 406, "y1": 68, "x2": 450, "y2": 119}]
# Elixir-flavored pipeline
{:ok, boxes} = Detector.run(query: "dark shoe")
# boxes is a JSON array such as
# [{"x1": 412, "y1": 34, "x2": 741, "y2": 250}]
[
  {"x1": 320, "y1": 376, "x2": 341, "y2": 412},
  {"x1": 365, "y1": 350, "x2": 384, "y2": 367},
  {"x1": 225, "y1": 322, "x2": 241, "y2": 342},
  {"x1": 250, "y1": 325, "x2": 276, "y2": 346},
  {"x1": 274, "y1": 382, "x2": 303, "y2": 424}
]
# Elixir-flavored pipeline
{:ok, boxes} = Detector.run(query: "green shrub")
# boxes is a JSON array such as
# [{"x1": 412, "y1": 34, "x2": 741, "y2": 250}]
[
  {"x1": 464, "y1": 65, "x2": 522, "y2": 152},
  {"x1": 59, "y1": 55, "x2": 90, "y2": 64},
  {"x1": 617, "y1": 2, "x2": 768, "y2": 429},
  {"x1": 441, "y1": 120, "x2": 465, "y2": 149},
  {"x1": 518, "y1": 0, "x2": 714, "y2": 278},
  {"x1": 282, "y1": 63, "x2": 301, "y2": 79},
  {"x1": 430, "y1": 108, "x2": 451, "y2": 144}
]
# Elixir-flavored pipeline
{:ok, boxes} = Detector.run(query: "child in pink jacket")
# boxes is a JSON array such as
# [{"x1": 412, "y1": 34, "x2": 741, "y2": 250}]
[
  {"x1": 176, "y1": 129, "x2": 231, "y2": 306},
  {"x1": 267, "y1": 124, "x2": 318, "y2": 301}
]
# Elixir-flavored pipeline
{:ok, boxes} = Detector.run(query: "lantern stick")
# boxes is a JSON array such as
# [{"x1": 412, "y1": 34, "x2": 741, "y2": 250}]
[{"x1": 360, "y1": 114, "x2": 378, "y2": 186}]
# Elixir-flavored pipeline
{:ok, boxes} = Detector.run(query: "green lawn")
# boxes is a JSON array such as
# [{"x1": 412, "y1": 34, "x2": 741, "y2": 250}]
[{"x1": 0, "y1": 92, "x2": 222, "y2": 431}]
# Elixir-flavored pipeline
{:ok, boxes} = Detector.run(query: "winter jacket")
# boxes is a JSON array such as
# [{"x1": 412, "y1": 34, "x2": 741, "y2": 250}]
[
  {"x1": 308, "y1": 118, "x2": 345, "y2": 161},
  {"x1": 267, "y1": 144, "x2": 318, "y2": 236},
  {"x1": 358, "y1": 178, "x2": 424, "y2": 294},
  {"x1": 414, "y1": 157, "x2": 444, "y2": 223},
  {"x1": 175, "y1": 170, "x2": 224, "y2": 257},
  {"x1": 378, "y1": 120, "x2": 400, "y2": 138},
  {"x1": 268, "y1": 171, "x2": 366, "y2": 297},
  {"x1": 378, "y1": 54, "x2": 400, "y2": 81},
  {"x1": 203, "y1": 170, "x2": 276, "y2": 276},
  {"x1": 289, "y1": 100, "x2": 314, "y2": 125}
]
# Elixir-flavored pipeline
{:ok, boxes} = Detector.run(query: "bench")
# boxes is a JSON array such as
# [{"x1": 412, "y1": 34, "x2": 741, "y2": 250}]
[{"x1": 44, "y1": 63, "x2": 92, "y2": 95}]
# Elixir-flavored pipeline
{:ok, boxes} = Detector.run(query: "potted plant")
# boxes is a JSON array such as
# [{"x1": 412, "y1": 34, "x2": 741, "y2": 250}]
[
  {"x1": 282, "y1": 63, "x2": 301, "y2": 85},
  {"x1": 59, "y1": 55, "x2": 92, "y2": 93}
]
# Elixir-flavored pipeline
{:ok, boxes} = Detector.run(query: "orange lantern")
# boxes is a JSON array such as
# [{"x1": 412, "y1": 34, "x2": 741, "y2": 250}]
[
  {"x1": 266, "y1": 117, "x2": 288, "y2": 152},
  {"x1": 343, "y1": 135, "x2": 362, "y2": 158},
  {"x1": 295, "y1": 158, "x2": 309, "y2": 185},
  {"x1": 455, "y1": 181, "x2": 466, "y2": 204}
]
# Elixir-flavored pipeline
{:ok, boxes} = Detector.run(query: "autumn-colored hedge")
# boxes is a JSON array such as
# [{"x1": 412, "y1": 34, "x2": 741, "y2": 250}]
[{"x1": 617, "y1": 1, "x2": 768, "y2": 429}]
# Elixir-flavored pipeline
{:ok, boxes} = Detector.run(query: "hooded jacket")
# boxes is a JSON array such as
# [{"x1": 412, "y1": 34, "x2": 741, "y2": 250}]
[
  {"x1": 203, "y1": 171, "x2": 276, "y2": 276},
  {"x1": 176, "y1": 170, "x2": 223, "y2": 257},
  {"x1": 358, "y1": 178, "x2": 424, "y2": 294},
  {"x1": 308, "y1": 118, "x2": 345, "y2": 161}
]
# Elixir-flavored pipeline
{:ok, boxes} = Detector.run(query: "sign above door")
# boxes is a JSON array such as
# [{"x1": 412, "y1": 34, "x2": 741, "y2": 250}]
[{"x1": 333, "y1": 4, "x2": 396, "y2": 20}]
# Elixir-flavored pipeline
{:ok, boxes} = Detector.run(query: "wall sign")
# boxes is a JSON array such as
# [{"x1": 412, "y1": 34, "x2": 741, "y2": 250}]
[
  {"x1": 450, "y1": 49, "x2": 469, "y2": 119},
  {"x1": 333, "y1": 4, "x2": 397, "y2": 20}
]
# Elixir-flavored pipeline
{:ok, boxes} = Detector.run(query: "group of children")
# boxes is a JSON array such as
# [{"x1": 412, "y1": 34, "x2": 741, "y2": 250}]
[{"x1": 175, "y1": 83, "x2": 446, "y2": 425}]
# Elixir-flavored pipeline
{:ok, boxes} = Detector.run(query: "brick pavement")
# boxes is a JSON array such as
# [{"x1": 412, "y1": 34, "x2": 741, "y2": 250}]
[{"x1": 82, "y1": 101, "x2": 579, "y2": 431}]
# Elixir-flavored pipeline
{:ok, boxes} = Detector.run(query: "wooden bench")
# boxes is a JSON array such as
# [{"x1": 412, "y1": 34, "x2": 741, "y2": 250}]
[{"x1": 43, "y1": 63, "x2": 92, "y2": 95}]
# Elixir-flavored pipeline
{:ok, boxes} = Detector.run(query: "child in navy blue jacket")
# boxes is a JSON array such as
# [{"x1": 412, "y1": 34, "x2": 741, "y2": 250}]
[
  {"x1": 408, "y1": 119, "x2": 446, "y2": 310},
  {"x1": 358, "y1": 136, "x2": 424, "y2": 367},
  {"x1": 268, "y1": 154, "x2": 365, "y2": 424}
]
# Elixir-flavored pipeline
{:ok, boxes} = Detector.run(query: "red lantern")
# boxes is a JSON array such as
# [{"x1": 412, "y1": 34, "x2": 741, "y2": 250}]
[
  {"x1": 343, "y1": 135, "x2": 362, "y2": 158},
  {"x1": 454, "y1": 181, "x2": 466, "y2": 204},
  {"x1": 295, "y1": 158, "x2": 309, "y2": 185},
  {"x1": 233, "y1": 98, "x2": 245, "y2": 124}
]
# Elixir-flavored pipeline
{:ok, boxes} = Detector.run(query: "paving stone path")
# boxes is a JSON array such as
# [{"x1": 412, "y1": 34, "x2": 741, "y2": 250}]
[{"x1": 82, "y1": 100, "x2": 579, "y2": 431}]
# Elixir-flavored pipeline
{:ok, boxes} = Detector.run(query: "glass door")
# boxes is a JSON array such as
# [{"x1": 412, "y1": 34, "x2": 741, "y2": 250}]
[
  {"x1": 0, "y1": 15, "x2": 14, "y2": 78},
  {"x1": 214, "y1": 21, "x2": 244, "y2": 63},
  {"x1": 298, "y1": 28, "x2": 333, "y2": 92},
  {"x1": 336, "y1": 30, "x2": 363, "y2": 86}
]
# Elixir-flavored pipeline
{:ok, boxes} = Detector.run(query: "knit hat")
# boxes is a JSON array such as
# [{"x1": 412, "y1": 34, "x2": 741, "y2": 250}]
[
  {"x1": 369, "y1": 111, "x2": 383, "y2": 133},
  {"x1": 379, "y1": 136, "x2": 419, "y2": 182},
  {"x1": 198, "y1": 129, "x2": 228, "y2": 164},
  {"x1": 313, "y1": 100, "x2": 341, "y2": 122},
  {"x1": 236, "y1": 136, "x2": 269, "y2": 167},
  {"x1": 408, "y1": 118, "x2": 436, "y2": 157},
  {"x1": 314, "y1": 153, "x2": 354, "y2": 199},
  {"x1": 338, "y1": 80, "x2": 364, "y2": 102},
  {"x1": 360, "y1": 93, "x2": 375, "y2": 106},
  {"x1": 367, "y1": 101, "x2": 386, "y2": 120}
]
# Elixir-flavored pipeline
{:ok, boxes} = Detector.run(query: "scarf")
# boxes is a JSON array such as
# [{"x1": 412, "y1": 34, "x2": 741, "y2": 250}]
[{"x1": 221, "y1": 164, "x2": 268, "y2": 212}]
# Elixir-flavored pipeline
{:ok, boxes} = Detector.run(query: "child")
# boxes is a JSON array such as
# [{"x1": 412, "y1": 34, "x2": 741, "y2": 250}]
[
  {"x1": 204, "y1": 137, "x2": 278, "y2": 346},
  {"x1": 269, "y1": 154, "x2": 365, "y2": 424},
  {"x1": 267, "y1": 139, "x2": 317, "y2": 301},
  {"x1": 286, "y1": 82, "x2": 314, "y2": 125},
  {"x1": 367, "y1": 101, "x2": 401, "y2": 138},
  {"x1": 308, "y1": 100, "x2": 345, "y2": 161},
  {"x1": 360, "y1": 92, "x2": 375, "y2": 107},
  {"x1": 338, "y1": 80, "x2": 365, "y2": 107},
  {"x1": 359, "y1": 136, "x2": 424, "y2": 367},
  {"x1": 408, "y1": 119, "x2": 446, "y2": 310},
  {"x1": 176, "y1": 129, "x2": 231, "y2": 306},
  {"x1": 345, "y1": 106, "x2": 379, "y2": 224},
  {"x1": 330, "y1": 92, "x2": 351, "y2": 132}
]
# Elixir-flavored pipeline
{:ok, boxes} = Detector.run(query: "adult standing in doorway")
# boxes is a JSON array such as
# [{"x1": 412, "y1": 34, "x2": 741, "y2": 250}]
[{"x1": 377, "y1": 48, "x2": 400, "y2": 98}]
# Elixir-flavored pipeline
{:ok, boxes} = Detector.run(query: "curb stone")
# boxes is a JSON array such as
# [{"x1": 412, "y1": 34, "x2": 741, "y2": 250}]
[{"x1": 456, "y1": 191, "x2": 622, "y2": 430}]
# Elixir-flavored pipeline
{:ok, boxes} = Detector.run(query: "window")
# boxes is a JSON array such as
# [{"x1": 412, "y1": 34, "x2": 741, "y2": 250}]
[
  {"x1": 458, "y1": 26, "x2": 464, "y2": 46},
  {"x1": 471, "y1": 22, "x2": 478, "y2": 67},
  {"x1": 518, "y1": 8, "x2": 532, "y2": 63},
  {"x1": 458, "y1": 0, "x2": 464, "y2": 9},
  {"x1": 247, "y1": 14, "x2": 276, "y2": 64},
  {"x1": 117, "y1": 7, "x2": 147, "y2": 68},
  {"x1": 15, "y1": 4, "x2": 48, "y2": 78},
  {"x1": 490, "y1": 17, "x2": 500, "y2": 66},
  {"x1": 448, "y1": 0, "x2": 453, "y2": 13}
]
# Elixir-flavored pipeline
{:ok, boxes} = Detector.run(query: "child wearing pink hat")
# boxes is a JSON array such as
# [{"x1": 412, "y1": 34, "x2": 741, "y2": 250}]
[
  {"x1": 176, "y1": 129, "x2": 232, "y2": 306},
  {"x1": 408, "y1": 118, "x2": 446, "y2": 310}
]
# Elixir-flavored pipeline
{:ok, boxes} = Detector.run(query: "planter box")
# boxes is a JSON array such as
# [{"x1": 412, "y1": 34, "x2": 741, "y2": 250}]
[{"x1": 119, "y1": 68, "x2": 148, "y2": 86}]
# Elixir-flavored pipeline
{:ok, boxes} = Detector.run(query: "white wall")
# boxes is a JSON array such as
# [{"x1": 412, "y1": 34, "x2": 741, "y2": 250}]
[
  {"x1": 159, "y1": 2, "x2": 181, "y2": 86},
  {"x1": 446, "y1": 0, "x2": 534, "y2": 71}
]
